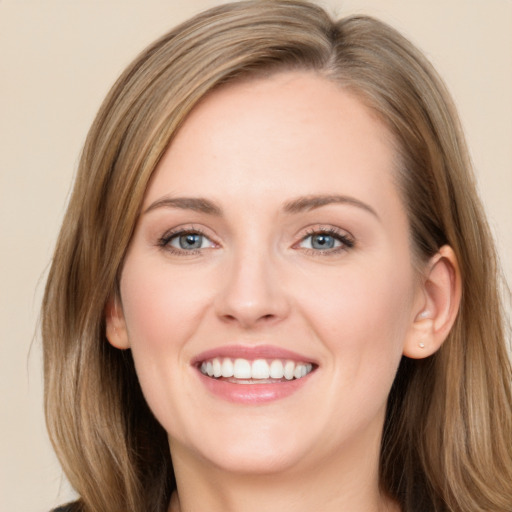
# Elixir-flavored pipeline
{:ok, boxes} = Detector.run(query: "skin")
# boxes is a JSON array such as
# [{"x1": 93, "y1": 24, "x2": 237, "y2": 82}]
[{"x1": 107, "y1": 71, "x2": 460, "y2": 512}]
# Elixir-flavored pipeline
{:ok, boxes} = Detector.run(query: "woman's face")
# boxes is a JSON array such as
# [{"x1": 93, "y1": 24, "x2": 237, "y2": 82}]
[{"x1": 113, "y1": 72, "x2": 426, "y2": 476}]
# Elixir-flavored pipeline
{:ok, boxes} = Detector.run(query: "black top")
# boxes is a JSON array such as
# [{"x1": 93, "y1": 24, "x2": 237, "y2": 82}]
[{"x1": 52, "y1": 506, "x2": 75, "y2": 512}]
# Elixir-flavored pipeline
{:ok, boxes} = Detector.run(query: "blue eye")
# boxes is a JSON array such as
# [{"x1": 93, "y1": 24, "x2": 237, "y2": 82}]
[
  {"x1": 160, "y1": 230, "x2": 215, "y2": 252},
  {"x1": 174, "y1": 233, "x2": 204, "y2": 250},
  {"x1": 309, "y1": 233, "x2": 338, "y2": 249},
  {"x1": 299, "y1": 230, "x2": 354, "y2": 252}
]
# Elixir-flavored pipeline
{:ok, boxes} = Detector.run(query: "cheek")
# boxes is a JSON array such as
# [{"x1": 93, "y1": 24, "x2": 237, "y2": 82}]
[
  {"x1": 120, "y1": 260, "x2": 211, "y2": 352},
  {"x1": 280, "y1": 258, "x2": 416, "y2": 448},
  {"x1": 118, "y1": 260, "x2": 211, "y2": 434},
  {"x1": 300, "y1": 258, "x2": 415, "y2": 369}
]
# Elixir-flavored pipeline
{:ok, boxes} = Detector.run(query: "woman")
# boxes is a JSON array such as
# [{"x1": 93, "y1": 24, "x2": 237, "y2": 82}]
[{"x1": 42, "y1": 1, "x2": 512, "y2": 511}]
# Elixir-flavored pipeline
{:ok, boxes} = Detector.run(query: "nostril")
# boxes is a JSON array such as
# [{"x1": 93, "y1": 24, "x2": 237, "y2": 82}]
[{"x1": 219, "y1": 312, "x2": 278, "y2": 327}]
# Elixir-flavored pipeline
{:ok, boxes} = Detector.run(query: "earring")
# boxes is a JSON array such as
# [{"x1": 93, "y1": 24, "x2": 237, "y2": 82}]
[
  {"x1": 417, "y1": 310, "x2": 431, "y2": 320},
  {"x1": 419, "y1": 342, "x2": 425, "y2": 348}
]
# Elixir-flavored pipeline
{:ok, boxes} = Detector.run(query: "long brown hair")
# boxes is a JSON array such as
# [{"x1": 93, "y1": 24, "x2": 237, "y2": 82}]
[{"x1": 42, "y1": 2, "x2": 512, "y2": 511}]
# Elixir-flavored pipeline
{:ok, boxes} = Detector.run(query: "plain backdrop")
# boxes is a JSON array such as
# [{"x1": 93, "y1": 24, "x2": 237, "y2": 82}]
[{"x1": 1, "y1": 1, "x2": 511, "y2": 511}]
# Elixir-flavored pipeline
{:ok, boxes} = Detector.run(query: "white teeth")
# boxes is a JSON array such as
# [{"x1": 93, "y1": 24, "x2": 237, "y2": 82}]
[
  {"x1": 200, "y1": 357, "x2": 314, "y2": 381},
  {"x1": 284, "y1": 360, "x2": 295, "y2": 380},
  {"x1": 251, "y1": 359, "x2": 270, "y2": 379},
  {"x1": 221, "y1": 358, "x2": 234, "y2": 378},
  {"x1": 269, "y1": 360, "x2": 284, "y2": 379},
  {"x1": 212, "y1": 358, "x2": 222, "y2": 377},
  {"x1": 233, "y1": 358, "x2": 252, "y2": 379}
]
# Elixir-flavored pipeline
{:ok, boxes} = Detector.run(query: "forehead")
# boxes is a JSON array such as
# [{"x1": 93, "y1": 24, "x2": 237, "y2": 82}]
[{"x1": 144, "y1": 71, "x2": 400, "y2": 214}]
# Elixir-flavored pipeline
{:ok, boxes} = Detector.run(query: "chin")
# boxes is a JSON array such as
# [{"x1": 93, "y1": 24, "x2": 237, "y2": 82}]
[
  {"x1": 206, "y1": 443, "x2": 304, "y2": 476},
  {"x1": 173, "y1": 420, "x2": 315, "y2": 476}
]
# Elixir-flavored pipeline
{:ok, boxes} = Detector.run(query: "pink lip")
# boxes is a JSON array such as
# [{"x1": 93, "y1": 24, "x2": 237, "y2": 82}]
[
  {"x1": 197, "y1": 372, "x2": 313, "y2": 404},
  {"x1": 191, "y1": 344, "x2": 317, "y2": 365},
  {"x1": 192, "y1": 344, "x2": 317, "y2": 405}
]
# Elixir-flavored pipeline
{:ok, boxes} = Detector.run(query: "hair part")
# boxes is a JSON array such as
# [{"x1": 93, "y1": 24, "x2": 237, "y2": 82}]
[{"x1": 42, "y1": 2, "x2": 512, "y2": 511}]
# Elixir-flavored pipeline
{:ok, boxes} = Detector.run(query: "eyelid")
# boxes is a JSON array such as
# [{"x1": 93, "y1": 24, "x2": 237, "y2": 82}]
[
  {"x1": 157, "y1": 225, "x2": 219, "y2": 255},
  {"x1": 293, "y1": 225, "x2": 355, "y2": 254}
]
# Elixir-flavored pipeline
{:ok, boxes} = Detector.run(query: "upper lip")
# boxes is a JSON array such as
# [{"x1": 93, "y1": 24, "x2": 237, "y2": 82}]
[{"x1": 191, "y1": 344, "x2": 318, "y2": 366}]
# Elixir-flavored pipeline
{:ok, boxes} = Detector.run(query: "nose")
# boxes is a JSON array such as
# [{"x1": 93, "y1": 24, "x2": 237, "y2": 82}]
[{"x1": 214, "y1": 249, "x2": 291, "y2": 329}]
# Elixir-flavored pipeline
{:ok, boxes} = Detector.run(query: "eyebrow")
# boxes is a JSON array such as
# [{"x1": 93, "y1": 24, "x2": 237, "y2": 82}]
[
  {"x1": 283, "y1": 194, "x2": 379, "y2": 219},
  {"x1": 144, "y1": 197, "x2": 222, "y2": 216},
  {"x1": 144, "y1": 194, "x2": 379, "y2": 220}
]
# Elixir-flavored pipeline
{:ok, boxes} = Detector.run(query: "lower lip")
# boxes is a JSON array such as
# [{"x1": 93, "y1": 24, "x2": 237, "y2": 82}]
[{"x1": 196, "y1": 370, "x2": 313, "y2": 404}]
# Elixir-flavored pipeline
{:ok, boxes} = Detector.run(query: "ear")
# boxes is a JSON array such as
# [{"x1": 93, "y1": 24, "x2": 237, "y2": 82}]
[
  {"x1": 105, "y1": 295, "x2": 130, "y2": 349},
  {"x1": 403, "y1": 245, "x2": 461, "y2": 359}
]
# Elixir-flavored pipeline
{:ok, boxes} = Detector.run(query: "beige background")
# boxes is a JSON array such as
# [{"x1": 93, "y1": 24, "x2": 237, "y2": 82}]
[{"x1": 1, "y1": 1, "x2": 510, "y2": 511}]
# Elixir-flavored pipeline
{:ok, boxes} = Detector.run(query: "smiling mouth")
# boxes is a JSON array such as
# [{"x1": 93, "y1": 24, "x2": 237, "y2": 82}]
[{"x1": 199, "y1": 357, "x2": 315, "y2": 383}]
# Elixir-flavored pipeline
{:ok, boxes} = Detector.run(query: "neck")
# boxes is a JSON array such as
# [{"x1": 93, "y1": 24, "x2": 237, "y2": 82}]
[
  {"x1": 167, "y1": 432, "x2": 400, "y2": 512},
  {"x1": 169, "y1": 477, "x2": 398, "y2": 512}
]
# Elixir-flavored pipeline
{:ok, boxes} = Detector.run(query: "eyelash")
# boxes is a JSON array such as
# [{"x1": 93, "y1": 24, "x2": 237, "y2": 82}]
[
  {"x1": 296, "y1": 227, "x2": 355, "y2": 256},
  {"x1": 157, "y1": 226, "x2": 214, "y2": 256},
  {"x1": 157, "y1": 226, "x2": 355, "y2": 256}
]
